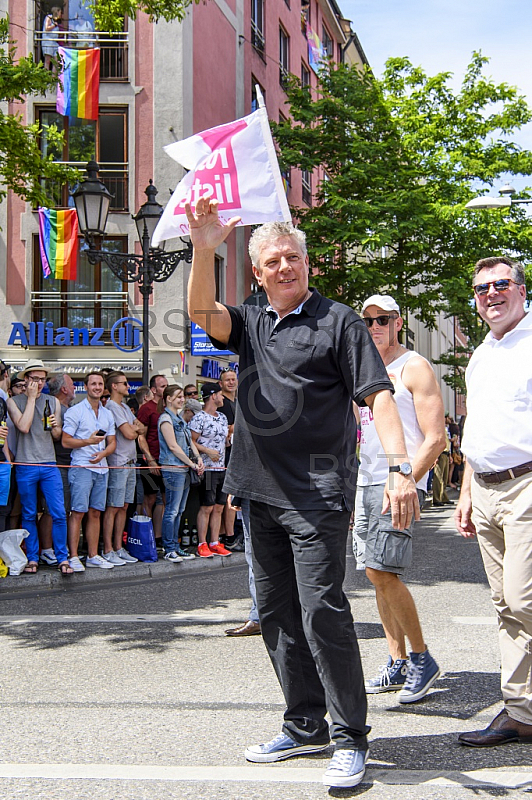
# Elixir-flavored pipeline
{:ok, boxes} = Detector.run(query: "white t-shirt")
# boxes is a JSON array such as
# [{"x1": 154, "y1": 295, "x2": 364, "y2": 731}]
[
  {"x1": 188, "y1": 410, "x2": 228, "y2": 471},
  {"x1": 462, "y1": 310, "x2": 532, "y2": 473}
]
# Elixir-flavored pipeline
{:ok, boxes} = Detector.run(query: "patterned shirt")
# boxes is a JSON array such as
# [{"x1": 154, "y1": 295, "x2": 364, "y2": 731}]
[{"x1": 188, "y1": 410, "x2": 228, "y2": 471}]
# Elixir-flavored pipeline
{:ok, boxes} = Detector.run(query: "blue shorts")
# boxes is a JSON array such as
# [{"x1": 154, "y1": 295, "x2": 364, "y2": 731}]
[
  {"x1": 69, "y1": 467, "x2": 109, "y2": 513},
  {"x1": 107, "y1": 465, "x2": 136, "y2": 507}
]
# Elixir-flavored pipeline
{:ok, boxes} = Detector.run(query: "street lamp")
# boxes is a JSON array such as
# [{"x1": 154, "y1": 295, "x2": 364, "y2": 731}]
[
  {"x1": 465, "y1": 184, "x2": 532, "y2": 210},
  {"x1": 72, "y1": 161, "x2": 193, "y2": 384}
]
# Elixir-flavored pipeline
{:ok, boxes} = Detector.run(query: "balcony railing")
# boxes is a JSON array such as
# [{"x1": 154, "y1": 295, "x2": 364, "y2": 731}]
[
  {"x1": 251, "y1": 20, "x2": 265, "y2": 55},
  {"x1": 34, "y1": 30, "x2": 129, "y2": 81},
  {"x1": 31, "y1": 291, "x2": 129, "y2": 338},
  {"x1": 41, "y1": 162, "x2": 129, "y2": 212}
]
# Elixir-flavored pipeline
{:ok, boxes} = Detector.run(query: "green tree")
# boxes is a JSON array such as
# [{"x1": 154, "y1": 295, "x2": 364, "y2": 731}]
[
  {"x1": 90, "y1": 0, "x2": 201, "y2": 32},
  {"x1": 0, "y1": 17, "x2": 77, "y2": 206},
  {"x1": 272, "y1": 55, "x2": 532, "y2": 330}
]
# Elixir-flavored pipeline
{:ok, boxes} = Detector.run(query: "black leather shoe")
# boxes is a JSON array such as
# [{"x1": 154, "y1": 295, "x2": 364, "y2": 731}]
[
  {"x1": 459, "y1": 709, "x2": 532, "y2": 747},
  {"x1": 225, "y1": 620, "x2": 261, "y2": 637}
]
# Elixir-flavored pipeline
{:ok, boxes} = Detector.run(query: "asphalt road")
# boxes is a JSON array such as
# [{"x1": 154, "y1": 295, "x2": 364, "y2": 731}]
[{"x1": 1, "y1": 499, "x2": 532, "y2": 799}]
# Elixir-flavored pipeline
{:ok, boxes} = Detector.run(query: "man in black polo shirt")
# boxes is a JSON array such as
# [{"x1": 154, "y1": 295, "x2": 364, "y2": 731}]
[{"x1": 186, "y1": 197, "x2": 419, "y2": 789}]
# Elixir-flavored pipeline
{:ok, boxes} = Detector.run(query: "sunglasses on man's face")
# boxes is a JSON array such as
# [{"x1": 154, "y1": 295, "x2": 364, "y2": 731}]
[
  {"x1": 185, "y1": 390, "x2": 198, "y2": 397},
  {"x1": 363, "y1": 315, "x2": 396, "y2": 328},
  {"x1": 473, "y1": 278, "x2": 520, "y2": 297}
]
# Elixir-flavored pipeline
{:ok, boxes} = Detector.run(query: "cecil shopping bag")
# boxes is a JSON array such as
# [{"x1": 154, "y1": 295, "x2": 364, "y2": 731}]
[{"x1": 126, "y1": 515, "x2": 158, "y2": 562}]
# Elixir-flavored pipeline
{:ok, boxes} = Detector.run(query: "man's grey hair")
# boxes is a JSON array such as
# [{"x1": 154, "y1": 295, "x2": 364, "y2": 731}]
[
  {"x1": 248, "y1": 222, "x2": 307, "y2": 268},
  {"x1": 473, "y1": 255, "x2": 526, "y2": 285},
  {"x1": 47, "y1": 372, "x2": 68, "y2": 396}
]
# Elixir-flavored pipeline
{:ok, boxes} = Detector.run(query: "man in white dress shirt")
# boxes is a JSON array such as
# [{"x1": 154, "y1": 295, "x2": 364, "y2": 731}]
[{"x1": 456, "y1": 256, "x2": 532, "y2": 746}]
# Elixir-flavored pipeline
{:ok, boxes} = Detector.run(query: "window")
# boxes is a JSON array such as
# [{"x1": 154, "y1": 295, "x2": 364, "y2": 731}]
[
  {"x1": 301, "y1": 61, "x2": 310, "y2": 88},
  {"x1": 301, "y1": 169, "x2": 312, "y2": 206},
  {"x1": 37, "y1": 106, "x2": 128, "y2": 210},
  {"x1": 251, "y1": 0, "x2": 265, "y2": 54},
  {"x1": 34, "y1": 1, "x2": 128, "y2": 81},
  {"x1": 32, "y1": 235, "x2": 128, "y2": 333},
  {"x1": 322, "y1": 25, "x2": 334, "y2": 59},
  {"x1": 251, "y1": 79, "x2": 265, "y2": 112},
  {"x1": 279, "y1": 26, "x2": 289, "y2": 88},
  {"x1": 301, "y1": 0, "x2": 309, "y2": 33}
]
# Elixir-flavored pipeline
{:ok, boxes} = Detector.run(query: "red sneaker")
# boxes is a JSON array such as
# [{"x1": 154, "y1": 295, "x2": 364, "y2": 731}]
[
  {"x1": 197, "y1": 542, "x2": 214, "y2": 558},
  {"x1": 209, "y1": 542, "x2": 232, "y2": 556}
]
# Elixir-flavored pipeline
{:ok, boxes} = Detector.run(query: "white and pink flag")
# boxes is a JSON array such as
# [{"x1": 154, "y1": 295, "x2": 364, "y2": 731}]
[{"x1": 151, "y1": 97, "x2": 291, "y2": 246}]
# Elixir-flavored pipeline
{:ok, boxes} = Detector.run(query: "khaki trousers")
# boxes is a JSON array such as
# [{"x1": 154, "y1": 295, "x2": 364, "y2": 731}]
[{"x1": 471, "y1": 471, "x2": 532, "y2": 724}]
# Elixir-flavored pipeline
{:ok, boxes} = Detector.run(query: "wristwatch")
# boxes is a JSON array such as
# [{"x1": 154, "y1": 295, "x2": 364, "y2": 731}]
[{"x1": 389, "y1": 462, "x2": 413, "y2": 477}]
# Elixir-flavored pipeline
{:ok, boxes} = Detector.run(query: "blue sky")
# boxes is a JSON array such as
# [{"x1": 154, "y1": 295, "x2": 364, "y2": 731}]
[{"x1": 340, "y1": 0, "x2": 532, "y2": 191}]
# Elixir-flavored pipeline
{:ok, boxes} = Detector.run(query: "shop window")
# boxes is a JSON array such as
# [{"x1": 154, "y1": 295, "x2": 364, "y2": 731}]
[
  {"x1": 34, "y1": 0, "x2": 128, "y2": 80},
  {"x1": 37, "y1": 106, "x2": 128, "y2": 210},
  {"x1": 32, "y1": 235, "x2": 128, "y2": 334}
]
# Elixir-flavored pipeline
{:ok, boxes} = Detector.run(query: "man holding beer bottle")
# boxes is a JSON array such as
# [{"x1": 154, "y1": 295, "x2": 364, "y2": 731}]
[{"x1": 7, "y1": 358, "x2": 71, "y2": 574}]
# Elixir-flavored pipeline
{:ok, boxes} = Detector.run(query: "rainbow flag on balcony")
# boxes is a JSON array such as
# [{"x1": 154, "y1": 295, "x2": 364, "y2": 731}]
[
  {"x1": 56, "y1": 47, "x2": 100, "y2": 120},
  {"x1": 38, "y1": 208, "x2": 79, "y2": 280}
]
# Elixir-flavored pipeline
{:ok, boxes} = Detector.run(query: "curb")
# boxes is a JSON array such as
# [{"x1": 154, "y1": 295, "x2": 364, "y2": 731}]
[{"x1": 0, "y1": 550, "x2": 246, "y2": 594}]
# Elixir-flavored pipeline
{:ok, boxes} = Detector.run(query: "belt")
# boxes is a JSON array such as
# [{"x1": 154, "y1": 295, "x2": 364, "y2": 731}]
[{"x1": 477, "y1": 460, "x2": 532, "y2": 485}]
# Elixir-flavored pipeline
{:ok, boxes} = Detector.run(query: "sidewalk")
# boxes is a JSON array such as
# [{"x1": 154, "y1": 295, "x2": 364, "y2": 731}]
[{"x1": 0, "y1": 549, "x2": 246, "y2": 594}]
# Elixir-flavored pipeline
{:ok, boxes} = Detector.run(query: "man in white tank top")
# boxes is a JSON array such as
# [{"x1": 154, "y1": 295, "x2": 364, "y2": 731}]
[{"x1": 354, "y1": 295, "x2": 447, "y2": 703}]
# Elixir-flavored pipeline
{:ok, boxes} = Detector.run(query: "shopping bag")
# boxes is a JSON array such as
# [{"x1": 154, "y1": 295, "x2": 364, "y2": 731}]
[
  {"x1": 126, "y1": 515, "x2": 158, "y2": 562},
  {"x1": 0, "y1": 529, "x2": 30, "y2": 575}
]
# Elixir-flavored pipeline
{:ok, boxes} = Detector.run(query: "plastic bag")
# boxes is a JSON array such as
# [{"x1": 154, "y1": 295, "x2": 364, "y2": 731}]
[
  {"x1": 126, "y1": 515, "x2": 158, "y2": 562},
  {"x1": 0, "y1": 529, "x2": 30, "y2": 576}
]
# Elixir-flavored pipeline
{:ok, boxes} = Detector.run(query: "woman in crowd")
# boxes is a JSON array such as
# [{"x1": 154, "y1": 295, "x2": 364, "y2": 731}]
[{"x1": 158, "y1": 385, "x2": 204, "y2": 563}]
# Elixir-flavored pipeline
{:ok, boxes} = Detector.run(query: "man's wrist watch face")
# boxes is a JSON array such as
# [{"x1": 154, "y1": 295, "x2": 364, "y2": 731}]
[{"x1": 389, "y1": 462, "x2": 413, "y2": 477}]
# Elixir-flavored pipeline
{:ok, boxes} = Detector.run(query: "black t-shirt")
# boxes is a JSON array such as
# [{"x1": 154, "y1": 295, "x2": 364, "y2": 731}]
[
  {"x1": 220, "y1": 395, "x2": 236, "y2": 426},
  {"x1": 209, "y1": 289, "x2": 393, "y2": 511}
]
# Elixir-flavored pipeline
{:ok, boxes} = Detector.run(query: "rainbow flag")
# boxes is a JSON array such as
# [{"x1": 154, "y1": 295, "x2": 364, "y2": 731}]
[
  {"x1": 56, "y1": 47, "x2": 100, "y2": 120},
  {"x1": 38, "y1": 208, "x2": 79, "y2": 280}
]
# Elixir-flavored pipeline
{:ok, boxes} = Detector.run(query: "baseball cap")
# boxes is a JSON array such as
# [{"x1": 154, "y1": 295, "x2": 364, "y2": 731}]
[
  {"x1": 201, "y1": 382, "x2": 223, "y2": 400},
  {"x1": 361, "y1": 295, "x2": 400, "y2": 314}
]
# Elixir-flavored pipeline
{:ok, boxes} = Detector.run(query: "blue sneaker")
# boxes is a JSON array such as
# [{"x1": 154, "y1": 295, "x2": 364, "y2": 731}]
[
  {"x1": 323, "y1": 748, "x2": 368, "y2": 788},
  {"x1": 365, "y1": 656, "x2": 408, "y2": 693},
  {"x1": 175, "y1": 547, "x2": 195, "y2": 560},
  {"x1": 398, "y1": 649, "x2": 440, "y2": 703},
  {"x1": 245, "y1": 732, "x2": 329, "y2": 763}
]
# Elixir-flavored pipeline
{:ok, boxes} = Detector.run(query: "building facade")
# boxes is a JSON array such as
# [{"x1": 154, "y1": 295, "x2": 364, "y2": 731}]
[{"x1": 0, "y1": 0, "x2": 363, "y2": 391}]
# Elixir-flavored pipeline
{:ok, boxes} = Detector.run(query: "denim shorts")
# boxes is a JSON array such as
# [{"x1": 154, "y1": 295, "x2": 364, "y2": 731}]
[
  {"x1": 107, "y1": 464, "x2": 136, "y2": 507},
  {"x1": 353, "y1": 484, "x2": 425, "y2": 575},
  {"x1": 69, "y1": 467, "x2": 109, "y2": 512}
]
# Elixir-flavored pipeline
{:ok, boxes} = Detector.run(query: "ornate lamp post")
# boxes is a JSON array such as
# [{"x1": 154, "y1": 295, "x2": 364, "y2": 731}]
[{"x1": 72, "y1": 160, "x2": 193, "y2": 384}]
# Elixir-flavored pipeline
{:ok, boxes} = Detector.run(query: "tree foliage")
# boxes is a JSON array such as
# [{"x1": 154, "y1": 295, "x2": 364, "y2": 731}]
[
  {"x1": 90, "y1": 0, "x2": 201, "y2": 32},
  {"x1": 272, "y1": 54, "x2": 532, "y2": 334},
  {"x1": 0, "y1": 17, "x2": 77, "y2": 206}
]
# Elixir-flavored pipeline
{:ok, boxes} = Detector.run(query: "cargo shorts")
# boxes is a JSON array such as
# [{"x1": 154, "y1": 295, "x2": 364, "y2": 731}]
[{"x1": 353, "y1": 483, "x2": 425, "y2": 575}]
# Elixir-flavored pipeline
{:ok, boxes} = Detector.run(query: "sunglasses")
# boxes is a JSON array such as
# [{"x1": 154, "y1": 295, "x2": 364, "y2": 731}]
[
  {"x1": 220, "y1": 367, "x2": 236, "y2": 374},
  {"x1": 473, "y1": 278, "x2": 520, "y2": 297},
  {"x1": 363, "y1": 315, "x2": 396, "y2": 328},
  {"x1": 185, "y1": 390, "x2": 198, "y2": 396}
]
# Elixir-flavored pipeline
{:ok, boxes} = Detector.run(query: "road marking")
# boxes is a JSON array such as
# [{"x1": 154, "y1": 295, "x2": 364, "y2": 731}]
[
  {"x1": 0, "y1": 764, "x2": 530, "y2": 788},
  {"x1": 0, "y1": 614, "x2": 226, "y2": 624},
  {"x1": 452, "y1": 616, "x2": 497, "y2": 625}
]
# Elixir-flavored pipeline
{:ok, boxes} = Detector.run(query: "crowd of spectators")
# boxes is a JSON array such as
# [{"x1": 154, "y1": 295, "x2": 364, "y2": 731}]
[{"x1": 0, "y1": 358, "x2": 241, "y2": 575}]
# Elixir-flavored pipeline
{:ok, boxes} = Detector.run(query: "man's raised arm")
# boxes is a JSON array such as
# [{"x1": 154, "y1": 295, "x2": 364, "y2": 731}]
[{"x1": 186, "y1": 197, "x2": 241, "y2": 345}]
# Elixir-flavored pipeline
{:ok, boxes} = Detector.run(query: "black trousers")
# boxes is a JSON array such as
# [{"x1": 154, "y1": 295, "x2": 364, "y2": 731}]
[{"x1": 250, "y1": 501, "x2": 369, "y2": 750}]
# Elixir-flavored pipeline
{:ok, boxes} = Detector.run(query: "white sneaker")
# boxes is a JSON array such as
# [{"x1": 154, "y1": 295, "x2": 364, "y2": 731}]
[
  {"x1": 68, "y1": 556, "x2": 85, "y2": 572},
  {"x1": 40, "y1": 548, "x2": 57, "y2": 565},
  {"x1": 101, "y1": 550, "x2": 127, "y2": 566},
  {"x1": 86, "y1": 555, "x2": 114, "y2": 569},
  {"x1": 116, "y1": 547, "x2": 138, "y2": 563}
]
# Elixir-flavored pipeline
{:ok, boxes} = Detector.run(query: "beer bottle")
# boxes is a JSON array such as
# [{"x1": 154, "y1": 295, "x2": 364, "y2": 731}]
[
  {"x1": 0, "y1": 400, "x2": 6, "y2": 446},
  {"x1": 191, "y1": 526, "x2": 198, "y2": 547},
  {"x1": 43, "y1": 398, "x2": 53, "y2": 431},
  {"x1": 181, "y1": 519, "x2": 190, "y2": 548}
]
